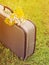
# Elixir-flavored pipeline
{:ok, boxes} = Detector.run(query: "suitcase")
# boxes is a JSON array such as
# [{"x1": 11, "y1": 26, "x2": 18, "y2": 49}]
[{"x1": 0, "y1": 5, "x2": 36, "y2": 60}]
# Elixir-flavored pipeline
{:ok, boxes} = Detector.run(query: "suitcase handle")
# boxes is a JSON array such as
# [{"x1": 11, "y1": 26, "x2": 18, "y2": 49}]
[{"x1": 4, "y1": 6, "x2": 13, "y2": 13}]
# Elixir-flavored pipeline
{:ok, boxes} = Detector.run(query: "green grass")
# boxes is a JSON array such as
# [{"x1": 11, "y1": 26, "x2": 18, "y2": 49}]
[{"x1": 0, "y1": 0, "x2": 49, "y2": 65}]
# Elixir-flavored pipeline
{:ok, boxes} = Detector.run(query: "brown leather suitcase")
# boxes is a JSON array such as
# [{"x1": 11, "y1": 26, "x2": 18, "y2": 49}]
[{"x1": 0, "y1": 5, "x2": 36, "y2": 60}]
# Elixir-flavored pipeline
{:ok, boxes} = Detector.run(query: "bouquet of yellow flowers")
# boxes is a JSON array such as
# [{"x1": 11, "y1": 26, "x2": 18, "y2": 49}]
[
  {"x1": 4, "y1": 8, "x2": 25, "y2": 26},
  {"x1": 0, "y1": 4, "x2": 25, "y2": 26}
]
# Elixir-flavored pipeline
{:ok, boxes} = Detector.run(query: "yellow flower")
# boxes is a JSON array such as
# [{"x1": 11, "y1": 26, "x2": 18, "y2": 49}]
[
  {"x1": 4, "y1": 8, "x2": 25, "y2": 26},
  {"x1": 14, "y1": 8, "x2": 24, "y2": 18},
  {"x1": 4, "y1": 18, "x2": 15, "y2": 26}
]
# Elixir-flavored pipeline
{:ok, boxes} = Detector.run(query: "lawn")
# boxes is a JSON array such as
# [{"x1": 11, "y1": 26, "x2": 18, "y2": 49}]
[{"x1": 0, "y1": 0, "x2": 49, "y2": 65}]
